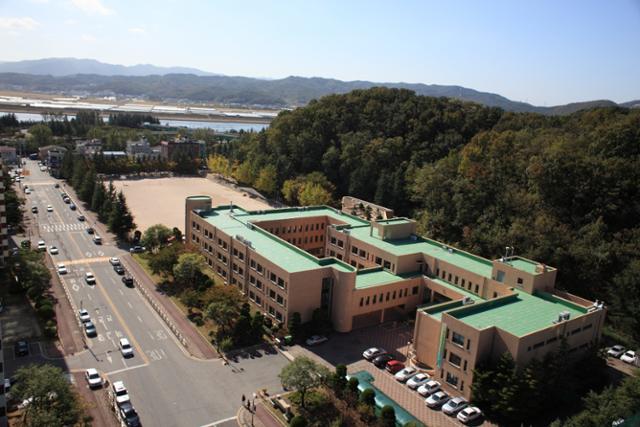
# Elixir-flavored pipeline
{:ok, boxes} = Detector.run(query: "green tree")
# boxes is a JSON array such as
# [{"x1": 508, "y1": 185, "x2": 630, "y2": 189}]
[
  {"x1": 173, "y1": 252, "x2": 206, "y2": 288},
  {"x1": 331, "y1": 364, "x2": 348, "y2": 396},
  {"x1": 288, "y1": 312, "x2": 302, "y2": 341},
  {"x1": 99, "y1": 181, "x2": 116, "y2": 222},
  {"x1": 148, "y1": 243, "x2": 184, "y2": 277},
  {"x1": 251, "y1": 312, "x2": 265, "y2": 342},
  {"x1": 27, "y1": 124, "x2": 53, "y2": 148},
  {"x1": 71, "y1": 157, "x2": 88, "y2": 189},
  {"x1": 204, "y1": 285, "x2": 242, "y2": 335},
  {"x1": 108, "y1": 191, "x2": 135, "y2": 238},
  {"x1": 254, "y1": 164, "x2": 278, "y2": 196},
  {"x1": 142, "y1": 224, "x2": 173, "y2": 252},
  {"x1": 298, "y1": 183, "x2": 332, "y2": 206},
  {"x1": 90, "y1": 181, "x2": 106, "y2": 212},
  {"x1": 60, "y1": 150, "x2": 74, "y2": 180},
  {"x1": 278, "y1": 356, "x2": 330, "y2": 408},
  {"x1": 11, "y1": 364, "x2": 83, "y2": 427},
  {"x1": 79, "y1": 166, "x2": 96, "y2": 203}
]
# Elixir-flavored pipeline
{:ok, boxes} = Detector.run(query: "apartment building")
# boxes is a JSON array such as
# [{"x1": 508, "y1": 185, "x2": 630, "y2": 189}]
[
  {"x1": 185, "y1": 196, "x2": 606, "y2": 399},
  {"x1": 0, "y1": 160, "x2": 7, "y2": 268}
]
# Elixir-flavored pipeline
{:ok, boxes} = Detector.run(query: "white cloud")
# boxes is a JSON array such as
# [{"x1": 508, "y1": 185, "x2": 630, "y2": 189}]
[
  {"x1": 128, "y1": 27, "x2": 146, "y2": 35},
  {"x1": 29, "y1": 0, "x2": 50, "y2": 3},
  {"x1": 64, "y1": 19, "x2": 78, "y2": 25},
  {"x1": 0, "y1": 17, "x2": 40, "y2": 31},
  {"x1": 70, "y1": 0, "x2": 114, "y2": 16},
  {"x1": 81, "y1": 34, "x2": 97, "y2": 42}
]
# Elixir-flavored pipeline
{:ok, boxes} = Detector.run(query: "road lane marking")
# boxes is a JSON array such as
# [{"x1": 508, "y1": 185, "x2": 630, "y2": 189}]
[
  {"x1": 200, "y1": 416, "x2": 238, "y2": 427},
  {"x1": 56, "y1": 257, "x2": 110, "y2": 265},
  {"x1": 56, "y1": 216, "x2": 151, "y2": 366},
  {"x1": 105, "y1": 363, "x2": 148, "y2": 376},
  {"x1": 137, "y1": 316, "x2": 143, "y2": 323},
  {"x1": 127, "y1": 301, "x2": 132, "y2": 308}
]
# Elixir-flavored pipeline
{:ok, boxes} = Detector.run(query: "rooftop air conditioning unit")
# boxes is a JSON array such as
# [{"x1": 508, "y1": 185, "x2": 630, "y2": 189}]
[
  {"x1": 561, "y1": 311, "x2": 571, "y2": 321},
  {"x1": 462, "y1": 297, "x2": 474, "y2": 305},
  {"x1": 410, "y1": 235, "x2": 418, "y2": 241},
  {"x1": 448, "y1": 248, "x2": 454, "y2": 254},
  {"x1": 442, "y1": 245, "x2": 447, "y2": 250}
]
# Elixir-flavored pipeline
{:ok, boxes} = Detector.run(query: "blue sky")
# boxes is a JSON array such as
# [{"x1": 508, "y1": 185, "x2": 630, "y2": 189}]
[{"x1": 1, "y1": 0, "x2": 639, "y2": 105}]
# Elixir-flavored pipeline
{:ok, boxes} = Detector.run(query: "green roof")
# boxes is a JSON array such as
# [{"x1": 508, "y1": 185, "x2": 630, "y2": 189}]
[
  {"x1": 348, "y1": 227, "x2": 494, "y2": 278},
  {"x1": 199, "y1": 206, "x2": 355, "y2": 273},
  {"x1": 419, "y1": 277, "x2": 484, "y2": 320},
  {"x1": 355, "y1": 268, "x2": 408, "y2": 289},
  {"x1": 500, "y1": 257, "x2": 546, "y2": 275},
  {"x1": 450, "y1": 291, "x2": 588, "y2": 337},
  {"x1": 240, "y1": 206, "x2": 368, "y2": 227}
]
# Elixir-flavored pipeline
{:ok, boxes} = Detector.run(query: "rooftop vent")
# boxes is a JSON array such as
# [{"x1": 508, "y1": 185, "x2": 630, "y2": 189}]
[
  {"x1": 462, "y1": 297, "x2": 474, "y2": 305},
  {"x1": 553, "y1": 311, "x2": 571, "y2": 324}
]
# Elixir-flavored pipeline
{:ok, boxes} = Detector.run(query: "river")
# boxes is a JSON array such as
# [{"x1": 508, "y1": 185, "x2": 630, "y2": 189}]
[{"x1": 0, "y1": 111, "x2": 268, "y2": 132}]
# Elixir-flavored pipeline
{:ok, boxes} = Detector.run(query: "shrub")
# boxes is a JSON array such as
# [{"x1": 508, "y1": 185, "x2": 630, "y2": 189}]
[
  {"x1": 37, "y1": 305, "x2": 56, "y2": 320},
  {"x1": 380, "y1": 405, "x2": 396, "y2": 427},
  {"x1": 360, "y1": 388, "x2": 375, "y2": 406},
  {"x1": 218, "y1": 336, "x2": 234, "y2": 353},
  {"x1": 289, "y1": 416, "x2": 308, "y2": 427},
  {"x1": 44, "y1": 321, "x2": 58, "y2": 338}
]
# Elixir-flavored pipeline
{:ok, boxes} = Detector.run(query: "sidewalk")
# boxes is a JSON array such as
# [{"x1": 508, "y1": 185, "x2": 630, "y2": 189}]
[
  {"x1": 237, "y1": 401, "x2": 285, "y2": 427},
  {"x1": 123, "y1": 253, "x2": 218, "y2": 360}
]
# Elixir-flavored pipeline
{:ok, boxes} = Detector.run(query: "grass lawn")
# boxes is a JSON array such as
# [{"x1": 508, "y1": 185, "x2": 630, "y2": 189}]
[{"x1": 131, "y1": 253, "x2": 218, "y2": 344}]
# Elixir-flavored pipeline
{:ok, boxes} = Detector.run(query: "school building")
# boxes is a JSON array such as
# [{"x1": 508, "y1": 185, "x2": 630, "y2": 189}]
[{"x1": 185, "y1": 196, "x2": 606, "y2": 399}]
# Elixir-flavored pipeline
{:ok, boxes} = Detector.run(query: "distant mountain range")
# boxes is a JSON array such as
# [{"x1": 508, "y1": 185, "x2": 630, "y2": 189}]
[
  {"x1": 0, "y1": 58, "x2": 217, "y2": 77},
  {"x1": 0, "y1": 58, "x2": 637, "y2": 114}
]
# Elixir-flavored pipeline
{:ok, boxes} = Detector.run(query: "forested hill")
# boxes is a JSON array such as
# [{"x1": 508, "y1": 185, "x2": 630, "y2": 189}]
[{"x1": 214, "y1": 87, "x2": 640, "y2": 345}]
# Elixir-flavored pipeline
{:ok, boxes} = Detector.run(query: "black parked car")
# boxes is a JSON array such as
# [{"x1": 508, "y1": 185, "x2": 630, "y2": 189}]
[
  {"x1": 14, "y1": 341, "x2": 29, "y2": 357},
  {"x1": 122, "y1": 276, "x2": 134, "y2": 287},
  {"x1": 373, "y1": 354, "x2": 395, "y2": 368},
  {"x1": 86, "y1": 227, "x2": 95, "y2": 234},
  {"x1": 113, "y1": 265, "x2": 125, "y2": 275}
]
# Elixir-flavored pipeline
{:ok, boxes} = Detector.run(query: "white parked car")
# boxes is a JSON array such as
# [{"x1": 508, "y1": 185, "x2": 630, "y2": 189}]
[
  {"x1": 607, "y1": 344, "x2": 627, "y2": 359},
  {"x1": 109, "y1": 257, "x2": 120, "y2": 266},
  {"x1": 37, "y1": 240, "x2": 46, "y2": 251},
  {"x1": 78, "y1": 309, "x2": 91, "y2": 323},
  {"x1": 426, "y1": 390, "x2": 450, "y2": 408},
  {"x1": 25, "y1": 188, "x2": 31, "y2": 195},
  {"x1": 394, "y1": 367, "x2": 418, "y2": 382},
  {"x1": 119, "y1": 338, "x2": 134, "y2": 358},
  {"x1": 84, "y1": 368, "x2": 103, "y2": 388},
  {"x1": 407, "y1": 373, "x2": 430, "y2": 389},
  {"x1": 620, "y1": 350, "x2": 637, "y2": 364},
  {"x1": 363, "y1": 347, "x2": 386, "y2": 361},
  {"x1": 457, "y1": 406, "x2": 483, "y2": 424},
  {"x1": 417, "y1": 380, "x2": 441, "y2": 396},
  {"x1": 607, "y1": 345, "x2": 626, "y2": 358},
  {"x1": 49, "y1": 245, "x2": 59, "y2": 255},
  {"x1": 305, "y1": 335, "x2": 328, "y2": 346},
  {"x1": 112, "y1": 381, "x2": 130, "y2": 404},
  {"x1": 57, "y1": 263, "x2": 67, "y2": 274},
  {"x1": 47, "y1": 205, "x2": 53, "y2": 212},
  {"x1": 85, "y1": 272, "x2": 96, "y2": 285},
  {"x1": 442, "y1": 396, "x2": 468, "y2": 415}
]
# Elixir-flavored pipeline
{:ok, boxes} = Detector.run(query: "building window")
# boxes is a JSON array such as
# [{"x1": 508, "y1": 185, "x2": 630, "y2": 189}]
[
  {"x1": 375, "y1": 257, "x2": 382, "y2": 265},
  {"x1": 493, "y1": 292, "x2": 498, "y2": 298},
  {"x1": 463, "y1": 360, "x2": 468, "y2": 371},
  {"x1": 517, "y1": 277, "x2": 524, "y2": 285},
  {"x1": 454, "y1": 276, "x2": 459, "y2": 284},
  {"x1": 412, "y1": 286, "x2": 419, "y2": 295},
  {"x1": 269, "y1": 289, "x2": 276, "y2": 300},
  {"x1": 277, "y1": 278, "x2": 286, "y2": 289},
  {"x1": 452, "y1": 332, "x2": 465, "y2": 347},
  {"x1": 360, "y1": 298, "x2": 363, "y2": 307},
  {"x1": 448, "y1": 273, "x2": 452, "y2": 282},
  {"x1": 582, "y1": 324, "x2": 592, "y2": 331},
  {"x1": 533, "y1": 341, "x2": 544, "y2": 350},
  {"x1": 449, "y1": 352, "x2": 462, "y2": 367},
  {"x1": 337, "y1": 240, "x2": 344, "y2": 248},
  {"x1": 270, "y1": 272, "x2": 277, "y2": 283},
  {"x1": 571, "y1": 328, "x2": 581, "y2": 335},
  {"x1": 249, "y1": 275, "x2": 256, "y2": 284},
  {"x1": 373, "y1": 295, "x2": 377, "y2": 304},
  {"x1": 475, "y1": 284, "x2": 479, "y2": 293},
  {"x1": 546, "y1": 337, "x2": 558, "y2": 345},
  {"x1": 359, "y1": 249, "x2": 366, "y2": 258},
  {"x1": 257, "y1": 264, "x2": 264, "y2": 275},
  {"x1": 466, "y1": 339, "x2": 471, "y2": 350},
  {"x1": 392, "y1": 291, "x2": 396, "y2": 299},
  {"x1": 366, "y1": 296, "x2": 370, "y2": 305},
  {"x1": 386, "y1": 292, "x2": 390, "y2": 301},
  {"x1": 352, "y1": 246, "x2": 358, "y2": 255},
  {"x1": 330, "y1": 237, "x2": 337, "y2": 245},
  {"x1": 276, "y1": 294, "x2": 284, "y2": 305},
  {"x1": 383, "y1": 261, "x2": 391, "y2": 269},
  {"x1": 256, "y1": 280, "x2": 263, "y2": 290},
  {"x1": 445, "y1": 372, "x2": 459, "y2": 388},
  {"x1": 250, "y1": 260, "x2": 256, "y2": 270},
  {"x1": 461, "y1": 279, "x2": 465, "y2": 287}
]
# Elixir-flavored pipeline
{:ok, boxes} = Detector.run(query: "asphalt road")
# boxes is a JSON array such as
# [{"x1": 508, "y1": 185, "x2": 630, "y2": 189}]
[{"x1": 13, "y1": 160, "x2": 289, "y2": 427}]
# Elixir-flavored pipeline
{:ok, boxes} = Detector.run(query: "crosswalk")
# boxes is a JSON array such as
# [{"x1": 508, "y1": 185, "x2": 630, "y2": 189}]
[{"x1": 41, "y1": 223, "x2": 87, "y2": 232}]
